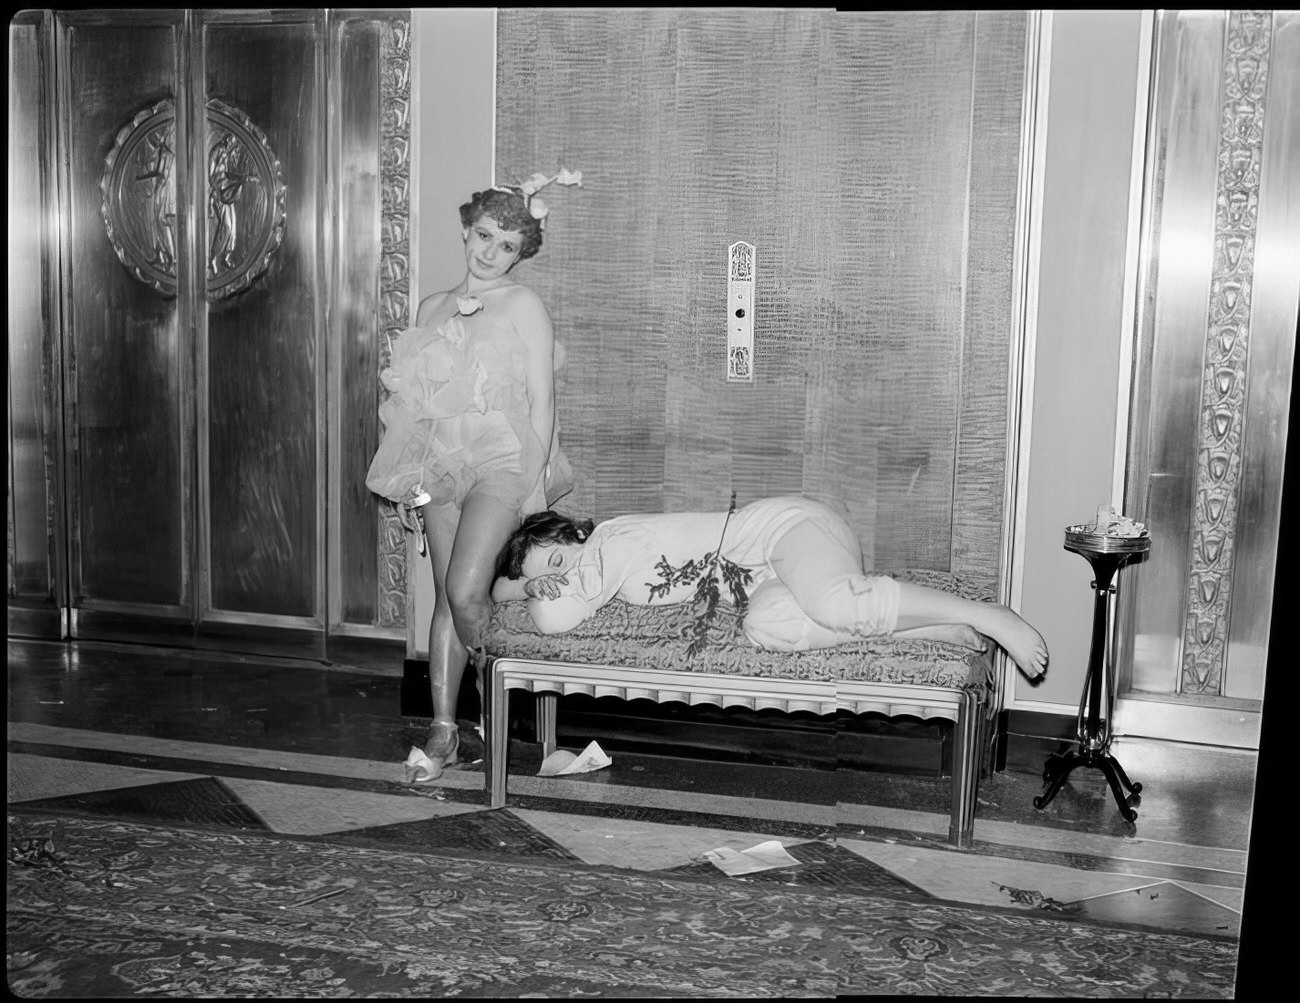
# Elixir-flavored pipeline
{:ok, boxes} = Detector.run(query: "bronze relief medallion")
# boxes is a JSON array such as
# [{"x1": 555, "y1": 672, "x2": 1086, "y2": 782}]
[{"x1": 101, "y1": 97, "x2": 286, "y2": 300}]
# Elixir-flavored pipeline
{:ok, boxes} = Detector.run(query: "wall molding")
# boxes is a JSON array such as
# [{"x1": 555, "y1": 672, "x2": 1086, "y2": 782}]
[
  {"x1": 1179, "y1": 10, "x2": 1272, "y2": 695},
  {"x1": 376, "y1": 13, "x2": 412, "y2": 630}
]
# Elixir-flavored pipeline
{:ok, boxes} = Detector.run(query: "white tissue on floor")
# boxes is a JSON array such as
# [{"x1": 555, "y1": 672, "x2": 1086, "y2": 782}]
[
  {"x1": 702, "y1": 839, "x2": 802, "y2": 876},
  {"x1": 537, "y1": 740, "x2": 613, "y2": 777},
  {"x1": 402, "y1": 746, "x2": 440, "y2": 783}
]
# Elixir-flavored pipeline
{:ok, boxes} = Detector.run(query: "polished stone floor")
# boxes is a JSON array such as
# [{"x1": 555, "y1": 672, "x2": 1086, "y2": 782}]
[{"x1": 7, "y1": 636, "x2": 1276, "y2": 996}]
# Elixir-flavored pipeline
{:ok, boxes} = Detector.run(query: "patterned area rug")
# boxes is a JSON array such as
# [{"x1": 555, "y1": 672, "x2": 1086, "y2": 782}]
[{"x1": 7, "y1": 812, "x2": 1237, "y2": 998}]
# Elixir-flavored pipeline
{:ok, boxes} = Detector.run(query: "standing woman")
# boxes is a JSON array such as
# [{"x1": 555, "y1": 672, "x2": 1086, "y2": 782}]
[{"x1": 367, "y1": 169, "x2": 581, "y2": 778}]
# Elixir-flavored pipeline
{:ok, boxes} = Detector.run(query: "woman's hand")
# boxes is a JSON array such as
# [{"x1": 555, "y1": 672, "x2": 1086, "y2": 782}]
[
  {"x1": 524, "y1": 574, "x2": 568, "y2": 601},
  {"x1": 394, "y1": 501, "x2": 421, "y2": 535}
]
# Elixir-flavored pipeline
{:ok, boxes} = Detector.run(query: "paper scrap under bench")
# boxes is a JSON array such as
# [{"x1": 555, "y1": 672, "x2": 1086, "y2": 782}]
[
  {"x1": 703, "y1": 840, "x2": 802, "y2": 876},
  {"x1": 402, "y1": 746, "x2": 442, "y2": 784},
  {"x1": 538, "y1": 740, "x2": 613, "y2": 777}
]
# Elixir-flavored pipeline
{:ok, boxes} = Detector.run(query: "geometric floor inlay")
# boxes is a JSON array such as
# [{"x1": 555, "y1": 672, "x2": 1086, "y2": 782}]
[
  {"x1": 6, "y1": 752, "x2": 202, "y2": 805},
  {"x1": 509, "y1": 807, "x2": 815, "y2": 872},
  {"x1": 219, "y1": 776, "x2": 480, "y2": 835},
  {"x1": 660, "y1": 840, "x2": 933, "y2": 899},
  {"x1": 3, "y1": 738, "x2": 1252, "y2": 943},
  {"x1": 840, "y1": 835, "x2": 1154, "y2": 909},
  {"x1": 14, "y1": 776, "x2": 268, "y2": 830},
  {"x1": 1074, "y1": 881, "x2": 1242, "y2": 938},
  {"x1": 838, "y1": 836, "x2": 1244, "y2": 937},
  {"x1": 325, "y1": 807, "x2": 585, "y2": 864}
]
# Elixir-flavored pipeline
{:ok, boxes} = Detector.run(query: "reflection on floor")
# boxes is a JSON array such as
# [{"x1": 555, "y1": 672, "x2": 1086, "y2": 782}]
[{"x1": 7, "y1": 637, "x2": 1264, "y2": 992}]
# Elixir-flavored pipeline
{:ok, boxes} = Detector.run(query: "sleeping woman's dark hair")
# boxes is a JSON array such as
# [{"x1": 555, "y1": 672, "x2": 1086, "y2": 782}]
[{"x1": 496, "y1": 510, "x2": 596, "y2": 581}]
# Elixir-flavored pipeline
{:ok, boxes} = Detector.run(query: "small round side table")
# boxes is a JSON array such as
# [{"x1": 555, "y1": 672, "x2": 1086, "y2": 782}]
[{"x1": 1034, "y1": 526, "x2": 1152, "y2": 822}]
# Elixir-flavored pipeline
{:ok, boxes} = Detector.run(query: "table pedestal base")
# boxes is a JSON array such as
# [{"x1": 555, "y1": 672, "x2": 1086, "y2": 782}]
[{"x1": 1034, "y1": 743, "x2": 1142, "y2": 822}]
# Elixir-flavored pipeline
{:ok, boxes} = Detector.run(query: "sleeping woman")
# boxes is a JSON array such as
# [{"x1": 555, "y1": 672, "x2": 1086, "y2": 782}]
[{"x1": 491, "y1": 495, "x2": 1049, "y2": 680}]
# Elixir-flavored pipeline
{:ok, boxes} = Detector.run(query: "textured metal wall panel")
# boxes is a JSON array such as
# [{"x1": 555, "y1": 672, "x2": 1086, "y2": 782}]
[
  {"x1": 331, "y1": 12, "x2": 412, "y2": 631},
  {"x1": 496, "y1": 9, "x2": 1024, "y2": 585},
  {"x1": 64, "y1": 22, "x2": 186, "y2": 609},
  {"x1": 8, "y1": 17, "x2": 56, "y2": 604},
  {"x1": 203, "y1": 20, "x2": 319, "y2": 618},
  {"x1": 497, "y1": 9, "x2": 675, "y2": 524},
  {"x1": 335, "y1": 18, "x2": 383, "y2": 624},
  {"x1": 952, "y1": 11, "x2": 1029, "y2": 584},
  {"x1": 1125, "y1": 12, "x2": 1226, "y2": 693}
]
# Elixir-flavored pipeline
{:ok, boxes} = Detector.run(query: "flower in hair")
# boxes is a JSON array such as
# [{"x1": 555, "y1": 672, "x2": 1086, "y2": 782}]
[
  {"x1": 501, "y1": 166, "x2": 583, "y2": 229},
  {"x1": 519, "y1": 172, "x2": 552, "y2": 197}
]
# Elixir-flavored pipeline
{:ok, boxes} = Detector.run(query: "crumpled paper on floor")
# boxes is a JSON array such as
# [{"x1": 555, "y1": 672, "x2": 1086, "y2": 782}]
[
  {"x1": 702, "y1": 840, "x2": 801, "y2": 876},
  {"x1": 537, "y1": 740, "x2": 612, "y2": 777},
  {"x1": 402, "y1": 746, "x2": 443, "y2": 784}
]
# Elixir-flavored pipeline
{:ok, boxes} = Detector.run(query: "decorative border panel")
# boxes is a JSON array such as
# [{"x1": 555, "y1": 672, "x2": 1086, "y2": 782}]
[
  {"x1": 1180, "y1": 10, "x2": 1272, "y2": 694},
  {"x1": 376, "y1": 14, "x2": 411, "y2": 628}
]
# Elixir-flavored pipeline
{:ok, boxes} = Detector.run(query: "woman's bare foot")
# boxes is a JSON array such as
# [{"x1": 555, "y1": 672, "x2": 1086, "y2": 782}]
[
  {"x1": 893, "y1": 623, "x2": 987, "y2": 651},
  {"x1": 974, "y1": 605, "x2": 1049, "y2": 679}
]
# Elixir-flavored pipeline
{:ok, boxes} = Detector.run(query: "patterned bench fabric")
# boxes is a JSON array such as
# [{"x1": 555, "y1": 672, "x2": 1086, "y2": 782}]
[{"x1": 485, "y1": 570, "x2": 995, "y2": 689}]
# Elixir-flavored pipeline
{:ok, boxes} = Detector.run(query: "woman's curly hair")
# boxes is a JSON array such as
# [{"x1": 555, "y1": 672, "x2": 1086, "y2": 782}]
[
  {"x1": 496, "y1": 510, "x2": 595, "y2": 581},
  {"x1": 459, "y1": 188, "x2": 544, "y2": 261}
]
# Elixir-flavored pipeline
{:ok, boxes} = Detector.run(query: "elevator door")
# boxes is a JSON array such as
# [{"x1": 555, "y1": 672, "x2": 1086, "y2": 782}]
[
  {"x1": 66, "y1": 15, "x2": 327, "y2": 657},
  {"x1": 7, "y1": 11, "x2": 371, "y2": 662},
  {"x1": 65, "y1": 12, "x2": 324, "y2": 657},
  {"x1": 6, "y1": 9, "x2": 415, "y2": 660}
]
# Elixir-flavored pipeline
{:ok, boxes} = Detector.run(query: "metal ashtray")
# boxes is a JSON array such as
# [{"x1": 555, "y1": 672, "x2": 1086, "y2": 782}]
[{"x1": 1064, "y1": 525, "x2": 1152, "y2": 557}]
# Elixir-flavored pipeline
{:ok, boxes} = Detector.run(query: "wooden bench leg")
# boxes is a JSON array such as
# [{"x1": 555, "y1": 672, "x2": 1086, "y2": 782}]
[
  {"x1": 484, "y1": 660, "x2": 509, "y2": 809},
  {"x1": 949, "y1": 688, "x2": 980, "y2": 848},
  {"x1": 536, "y1": 692, "x2": 558, "y2": 758}
]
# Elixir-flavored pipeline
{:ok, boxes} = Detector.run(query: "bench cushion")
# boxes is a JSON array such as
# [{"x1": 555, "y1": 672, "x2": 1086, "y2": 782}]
[{"x1": 485, "y1": 570, "x2": 995, "y2": 689}]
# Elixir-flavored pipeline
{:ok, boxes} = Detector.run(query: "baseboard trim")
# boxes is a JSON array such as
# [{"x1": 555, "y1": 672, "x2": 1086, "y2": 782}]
[{"x1": 1005, "y1": 709, "x2": 1076, "y2": 741}]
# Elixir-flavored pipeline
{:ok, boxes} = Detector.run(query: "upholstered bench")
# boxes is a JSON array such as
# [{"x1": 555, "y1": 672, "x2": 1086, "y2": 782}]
[{"x1": 481, "y1": 570, "x2": 1001, "y2": 847}]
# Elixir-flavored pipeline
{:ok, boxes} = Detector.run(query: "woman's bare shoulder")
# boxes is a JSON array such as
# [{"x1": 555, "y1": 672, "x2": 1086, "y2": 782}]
[
  {"x1": 414, "y1": 290, "x2": 455, "y2": 325},
  {"x1": 498, "y1": 282, "x2": 549, "y2": 315},
  {"x1": 497, "y1": 283, "x2": 553, "y2": 339}
]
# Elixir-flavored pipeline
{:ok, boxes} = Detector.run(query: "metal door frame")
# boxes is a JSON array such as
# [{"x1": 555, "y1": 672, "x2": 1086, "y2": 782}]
[{"x1": 7, "y1": 9, "x2": 70, "y2": 641}]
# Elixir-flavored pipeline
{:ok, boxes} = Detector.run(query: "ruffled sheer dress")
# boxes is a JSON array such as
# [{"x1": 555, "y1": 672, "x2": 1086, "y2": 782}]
[{"x1": 365, "y1": 304, "x2": 574, "y2": 515}]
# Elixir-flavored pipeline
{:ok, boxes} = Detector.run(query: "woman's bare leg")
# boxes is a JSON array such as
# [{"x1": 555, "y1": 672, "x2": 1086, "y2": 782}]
[
  {"x1": 764, "y1": 519, "x2": 1048, "y2": 679},
  {"x1": 422, "y1": 502, "x2": 465, "y2": 764},
  {"x1": 445, "y1": 490, "x2": 520, "y2": 649},
  {"x1": 745, "y1": 578, "x2": 986, "y2": 653},
  {"x1": 430, "y1": 489, "x2": 520, "y2": 741},
  {"x1": 894, "y1": 581, "x2": 1049, "y2": 680}
]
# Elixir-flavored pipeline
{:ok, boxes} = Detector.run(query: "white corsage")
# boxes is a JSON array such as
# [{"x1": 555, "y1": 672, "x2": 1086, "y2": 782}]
[
  {"x1": 443, "y1": 316, "x2": 468, "y2": 347},
  {"x1": 455, "y1": 295, "x2": 483, "y2": 317},
  {"x1": 519, "y1": 172, "x2": 553, "y2": 197}
]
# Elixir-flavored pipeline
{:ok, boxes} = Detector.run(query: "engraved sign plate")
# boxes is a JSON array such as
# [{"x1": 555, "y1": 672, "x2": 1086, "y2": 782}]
[{"x1": 727, "y1": 240, "x2": 755, "y2": 383}]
